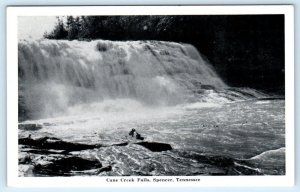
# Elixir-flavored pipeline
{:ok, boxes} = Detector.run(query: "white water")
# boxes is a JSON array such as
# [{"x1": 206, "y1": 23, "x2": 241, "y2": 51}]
[
  {"x1": 18, "y1": 39, "x2": 284, "y2": 176},
  {"x1": 19, "y1": 99, "x2": 285, "y2": 176},
  {"x1": 19, "y1": 39, "x2": 230, "y2": 120}
]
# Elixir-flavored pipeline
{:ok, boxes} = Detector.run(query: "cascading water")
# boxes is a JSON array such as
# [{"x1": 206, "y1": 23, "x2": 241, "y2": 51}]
[
  {"x1": 18, "y1": 39, "x2": 228, "y2": 120},
  {"x1": 18, "y1": 39, "x2": 284, "y2": 177}
]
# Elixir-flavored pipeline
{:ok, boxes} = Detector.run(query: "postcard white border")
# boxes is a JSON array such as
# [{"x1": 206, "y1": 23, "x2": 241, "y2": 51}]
[{"x1": 7, "y1": 5, "x2": 294, "y2": 188}]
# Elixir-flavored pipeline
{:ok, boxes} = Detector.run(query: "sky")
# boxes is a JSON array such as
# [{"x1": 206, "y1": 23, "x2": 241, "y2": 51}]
[{"x1": 18, "y1": 16, "x2": 59, "y2": 40}]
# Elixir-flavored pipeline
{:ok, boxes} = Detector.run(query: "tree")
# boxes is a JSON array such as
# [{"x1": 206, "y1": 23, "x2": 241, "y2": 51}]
[
  {"x1": 66, "y1": 16, "x2": 81, "y2": 40},
  {"x1": 43, "y1": 17, "x2": 68, "y2": 39}
]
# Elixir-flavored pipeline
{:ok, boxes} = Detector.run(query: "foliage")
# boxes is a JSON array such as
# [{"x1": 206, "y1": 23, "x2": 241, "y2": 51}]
[{"x1": 43, "y1": 17, "x2": 68, "y2": 39}]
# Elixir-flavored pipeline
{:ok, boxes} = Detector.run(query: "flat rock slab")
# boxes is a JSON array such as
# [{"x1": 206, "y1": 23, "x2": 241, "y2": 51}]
[
  {"x1": 19, "y1": 137, "x2": 100, "y2": 152},
  {"x1": 33, "y1": 156, "x2": 102, "y2": 176},
  {"x1": 19, "y1": 123, "x2": 43, "y2": 131},
  {"x1": 135, "y1": 142, "x2": 172, "y2": 152}
]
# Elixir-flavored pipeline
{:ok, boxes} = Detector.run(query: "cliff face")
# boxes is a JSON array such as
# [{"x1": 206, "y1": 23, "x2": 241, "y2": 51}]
[{"x1": 45, "y1": 15, "x2": 285, "y2": 93}]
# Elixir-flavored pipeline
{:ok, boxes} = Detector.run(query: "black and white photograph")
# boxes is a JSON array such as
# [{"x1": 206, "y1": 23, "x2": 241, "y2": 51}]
[{"x1": 6, "y1": 5, "x2": 294, "y2": 187}]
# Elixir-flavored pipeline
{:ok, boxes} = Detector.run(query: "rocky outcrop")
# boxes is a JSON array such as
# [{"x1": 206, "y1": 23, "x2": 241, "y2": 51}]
[
  {"x1": 18, "y1": 123, "x2": 43, "y2": 131},
  {"x1": 136, "y1": 142, "x2": 172, "y2": 152},
  {"x1": 33, "y1": 157, "x2": 102, "y2": 176},
  {"x1": 19, "y1": 137, "x2": 100, "y2": 152}
]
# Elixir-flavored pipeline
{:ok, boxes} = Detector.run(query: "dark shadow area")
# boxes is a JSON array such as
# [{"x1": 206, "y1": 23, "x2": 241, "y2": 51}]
[
  {"x1": 178, "y1": 151, "x2": 263, "y2": 175},
  {"x1": 136, "y1": 142, "x2": 172, "y2": 152},
  {"x1": 33, "y1": 157, "x2": 102, "y2": 176},
  {"x1": 19, "y1": 137, "x2": 101, "y2": 152}
]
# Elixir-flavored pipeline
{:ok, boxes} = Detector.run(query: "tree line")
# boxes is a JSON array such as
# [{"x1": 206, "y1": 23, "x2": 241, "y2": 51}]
[{"x1": 43, "y1": 16, "x2": 178, "y2": 41}]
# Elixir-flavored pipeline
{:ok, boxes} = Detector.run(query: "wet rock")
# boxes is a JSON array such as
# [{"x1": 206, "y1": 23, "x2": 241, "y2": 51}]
[
  {"x1": 43, "y1": 122, "x2": 56, "y2": 126},
  {"x1": 19, "y1": 137, "x2": 101, "y2": 152},
  {"x1": 112, "y1": 142, "x2": 128, "y2": 147},
  {"x1": 136, "y1": 133, "x2": 144, "y2": 140},
  {"x1": 201, "y1": 84, "x2": 216, "y2": 90},
  {"x1": 179, "y1": 151, "x2": 263, "y2": 175},
  {"x1": 258, "y1": 97, "x2": 284, "y2": 100},
  {"x1": 136, "y1": 142, "x2": 172, "y2": 152},
  {"x1": 98, "y1": 165, "x2": 112, "y2": 173},
  {"x1": 19, "y1": 164, "x2": 34, "y2": 177},
  {"x1": 18, "y1": 123, "x2": 42, "y2": 131},
  {"x1": 24, "y1": 149, "x2": 69, "y2": 155},
  {"x1": 33, "y1": 157, "x2": 102, "y2": 176},
  {"x1": 231, "y1": 164, "x2": 262, "y2": 175},
  {"x1": 205, "y1": 156, "x2": 235, "y2": 167},
  {"x1": 19, "y1": 155, "x2": 32, "y2": 164}
]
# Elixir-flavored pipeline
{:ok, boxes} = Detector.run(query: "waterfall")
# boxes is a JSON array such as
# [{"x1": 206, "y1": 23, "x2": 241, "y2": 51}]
[{"x1": 18, "y1": 39, "x2": 228, "y2": 120}]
